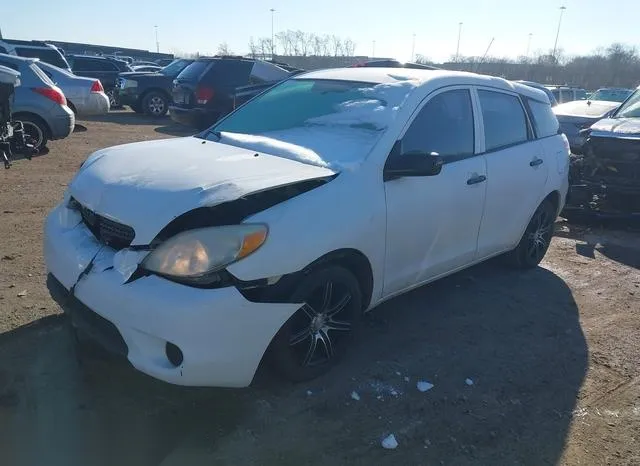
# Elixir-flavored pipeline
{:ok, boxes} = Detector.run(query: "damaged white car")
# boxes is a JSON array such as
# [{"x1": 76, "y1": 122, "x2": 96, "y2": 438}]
[{"x1": 45, "y1": 68, "x2": 570, "y2": 387}]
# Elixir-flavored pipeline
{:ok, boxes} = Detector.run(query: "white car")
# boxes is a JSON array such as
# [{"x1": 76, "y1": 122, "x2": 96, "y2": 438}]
[
  {"x1": 44, "y1": 68, "x2": 570, "y2": 387},
  {"x1": 36, "y1": 60, "x2": 110, "y2": 116}
]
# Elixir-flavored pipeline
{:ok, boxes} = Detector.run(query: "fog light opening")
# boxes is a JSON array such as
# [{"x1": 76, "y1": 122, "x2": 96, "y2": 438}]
[{"x1": 165, "y1": 342, "x2": 184, "y2": 367}]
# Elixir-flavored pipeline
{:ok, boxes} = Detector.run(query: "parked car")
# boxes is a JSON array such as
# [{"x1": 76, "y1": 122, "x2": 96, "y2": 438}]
[
  {"x1": 553, "y1": 99, "x2": 620, "y2": 153},
  {"x1": 116, "y1": 58, "x2": 194, "y2": 116},
  {"x1": 565, "y1": 86, "x2": 640, "y2": 218},
  {"x1": 155, "y1": 58, "x2": 175, "y2": 67},
  {"x1": 0, "y1": 54, "x2": 74, "y2": 149},
  {"x1": 170, "y1": 57, "x2": 292, "y2": 129},
  {"x1": 67, "y1": 55, "x2": 133, "y2": 107},
  {"x1": 587, "y1": 88, "x2": 633, "y2": 103},
  {"x1": 514, "y1": 80, "x2": 558, "y2": 106},
  {"x1": 131, "y1": 65, "x2": 163, "y2": 73},
  {"x1": 131, "y1": 61, "x2": 160, "y2": 68},
  {"x1": 45, "y1": 68, "x2": 569, "y2": 387},
  {"x1": 546, "y1": 86, "x2": 587, "y2": 104},
  {"x1": 0, "y1": 39, "x2": 71, "y2": 72},
  {"x1": 351, "y1": 59, "x2": 440, "y2": 70},
  {"x1": 36, "y1": 61, "x2": 110, "y2": 116}
]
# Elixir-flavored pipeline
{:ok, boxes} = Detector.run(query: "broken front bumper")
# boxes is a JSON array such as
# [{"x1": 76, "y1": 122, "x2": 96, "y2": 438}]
[{"x1": 44, "y1": 202, "x2": 301, "y2": 387}]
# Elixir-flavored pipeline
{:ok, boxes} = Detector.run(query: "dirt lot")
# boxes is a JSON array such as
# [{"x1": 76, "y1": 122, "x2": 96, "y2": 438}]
[{"x1": 0, "y1": 112, "x2": 638, "y2": 466}]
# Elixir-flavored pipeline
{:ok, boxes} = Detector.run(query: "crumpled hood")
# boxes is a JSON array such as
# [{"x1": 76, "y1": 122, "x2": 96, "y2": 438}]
[
  {"x1": 68, "y1": 137, "x2": 336, "y2": 245},
  {"x1": 590, "y1": 118, "x2": 640, "y2": 139}
]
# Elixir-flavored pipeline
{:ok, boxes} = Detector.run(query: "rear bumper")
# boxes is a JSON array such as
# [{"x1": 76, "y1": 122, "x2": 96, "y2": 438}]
[
  {"x1": 49, "y1": 107, "x2": 75, "y2": 140},
  {"x1": 76, "y1": 92, "x2": 110, "y2": 116},
  {"x1": 169, "y1": 106, "x2": 218, "y2": 129}
]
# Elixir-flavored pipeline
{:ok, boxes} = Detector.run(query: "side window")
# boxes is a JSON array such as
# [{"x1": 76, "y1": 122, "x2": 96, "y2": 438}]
[
  {"x1": 0, "y1": 60, "x2": 19, "y2": 71},
  {"x1": 250, "y1": 61, "x2": 290, "y2": 84},
  {"x1": 206, "y1": 61, "x2": 252, "y2": 87},
  {"x1": 401, "y1": 89, "x2": 475, "y2": 158},
  {"x1": 526, "y1": 99, "x2": 560, "y2": 138},
  {"x1": 576, "y1": 89, "x2": 587, "y2": 100},
  {"x1": 92, "y1": 60, "x2": 117, "y2": 72},
  {"x1": 561, "y1": 89, "x2": 572, "y2": 102},
  {"x1": 72, "y1": 58, "x2": 90, "y2": 71},
  {"x1": 478, "y1": 90, "x2": 529, "y2": 151}
]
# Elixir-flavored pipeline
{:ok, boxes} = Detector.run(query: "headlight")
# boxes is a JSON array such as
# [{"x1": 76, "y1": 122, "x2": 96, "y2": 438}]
[
  {"x1": 142, "y1": 224, "x2": 268, "y2": 283},
  {"x1": 121, "y1": 79, "x2": 138, "y2": 89}
]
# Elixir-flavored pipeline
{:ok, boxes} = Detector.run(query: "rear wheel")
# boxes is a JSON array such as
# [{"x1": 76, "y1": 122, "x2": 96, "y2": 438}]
[
  {"x1": 269, "y1": 266, "x2": 362, "y2": 382},
  {"x1": 142, "y1": 91, "x2": 168, "y2": 117},
  {"x1": 506, "y1": 199, "x2": 556, "y2": 268},
  {"x1": 16, "y1": 115, "x2": 49, "y2": 150}
]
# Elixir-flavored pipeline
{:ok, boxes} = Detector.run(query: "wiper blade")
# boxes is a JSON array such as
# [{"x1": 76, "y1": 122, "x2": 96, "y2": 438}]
[{"x1": 208, "y1": 130, "x2": 222, "y2": 140}]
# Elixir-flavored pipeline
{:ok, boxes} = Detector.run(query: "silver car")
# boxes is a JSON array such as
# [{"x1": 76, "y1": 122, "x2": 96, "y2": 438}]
[
  {"x1": 554, "y1": 99, "x2": 620, "y2": 153},
  {"x1": 36, "y1": 61, "x2": 110, "y2": 116},
  {"x1": 0, "y1": 53, "x2": 74, "y2": 149}
]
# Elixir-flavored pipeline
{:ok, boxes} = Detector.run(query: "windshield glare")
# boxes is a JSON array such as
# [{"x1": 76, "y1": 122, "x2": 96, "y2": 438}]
[
  {"x1": 614, "y1": 89, "x2": 640, "y2": 118},
  {"x1": 161, "y1": 59, "x2": 191, "y2": 77},
  {"x1": 208, "y1": 78, "x2": 416, "y2": 168}
]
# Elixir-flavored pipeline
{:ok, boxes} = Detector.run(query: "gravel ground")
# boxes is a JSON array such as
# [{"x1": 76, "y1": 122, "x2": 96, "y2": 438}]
[{"x1": 0, "y1": 112, "x2": 638, "y2": 466}]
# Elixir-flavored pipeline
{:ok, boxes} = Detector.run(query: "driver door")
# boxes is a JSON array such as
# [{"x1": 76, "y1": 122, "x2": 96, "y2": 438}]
[{"x1": 382, "y1": 87, "x2": 487, "y2": 297}]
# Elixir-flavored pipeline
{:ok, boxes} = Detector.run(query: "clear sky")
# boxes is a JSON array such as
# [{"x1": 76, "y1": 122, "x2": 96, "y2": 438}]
[{"x1": 2, "y1": 0, "x2": 638, "y2": 62}]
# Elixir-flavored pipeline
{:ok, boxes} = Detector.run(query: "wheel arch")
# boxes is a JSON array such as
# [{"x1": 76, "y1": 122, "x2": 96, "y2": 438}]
[
  {"x1": 140, "y1": 87, "x2": 171, "y2": 103},
  {"x1": 542, "y1": 190, "x2": 561, "y2": 217},
  {"x1": 12, "y1": 111, "x2": 52, "y2": 138}
]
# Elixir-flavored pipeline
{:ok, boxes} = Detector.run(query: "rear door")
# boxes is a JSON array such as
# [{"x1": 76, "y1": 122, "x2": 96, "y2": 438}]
[{"x1": 474, "y1": 87, "x2": 549, "y2": 258}]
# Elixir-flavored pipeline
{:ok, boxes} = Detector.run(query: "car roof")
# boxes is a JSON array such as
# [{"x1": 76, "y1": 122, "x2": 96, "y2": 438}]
[
  {"x1": 295, "y1": 68, "x2": 548, "y2": 101},
  {"x1": 0, "y1": 53, "x2": 38, "y2": 65}
]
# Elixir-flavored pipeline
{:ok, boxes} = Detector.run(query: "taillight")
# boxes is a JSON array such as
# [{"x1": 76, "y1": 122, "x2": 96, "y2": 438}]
[
  {"x1": 90, "y1": 80, "x2": 104, "y2": 93},
  {"x1": 32, "y1": 87, "x2": 66, "y2": 106},
  {"x1": 196, "y1": 86, "x2": 214, "y2": 105}
]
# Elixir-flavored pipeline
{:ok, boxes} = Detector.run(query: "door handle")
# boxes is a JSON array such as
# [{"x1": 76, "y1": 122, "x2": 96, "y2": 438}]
[
  {"x1": 530, "y1": 158, "x2": 544, "y2": 167},
  {"x1": 466, "y1": 175, "x2": 487, "y2": 185}
]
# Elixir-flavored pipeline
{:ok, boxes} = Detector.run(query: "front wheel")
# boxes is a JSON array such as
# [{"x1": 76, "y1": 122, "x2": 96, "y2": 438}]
[
  {"x1": 506, "y1": 199, "x2": 556, "y2": 268},
  {"x1": 269, "y1": 266, "x2": 362, "y2": 382}
]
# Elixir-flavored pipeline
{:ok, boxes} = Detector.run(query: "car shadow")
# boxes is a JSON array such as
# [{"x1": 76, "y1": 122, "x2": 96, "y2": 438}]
[
  {"x1": 0, "y1": 261, "x2": 587, "y2": 465},
  {"x1": 154, "y1": 124, "x2": 197, "y2": 137},
  {"x1": 81, "y1": 110, "x2": 171, "y2": 126},
  {"x1": 556, "y1": 222, "x2": 640, "y2": 269}
]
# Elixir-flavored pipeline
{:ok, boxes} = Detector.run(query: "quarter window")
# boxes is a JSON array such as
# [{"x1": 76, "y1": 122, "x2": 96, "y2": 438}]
[
  {"x1": 401, "y1": 89, "x2": 475, "y2": 158},
  {"x1": 478, "y1": 90, "x2": 528, "y2": 151},
  {"x1": 527, "y1": 99, "x2": 559, "y2": 138}
]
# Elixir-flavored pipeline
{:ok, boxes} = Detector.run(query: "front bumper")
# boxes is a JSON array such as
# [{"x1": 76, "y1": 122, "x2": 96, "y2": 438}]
[
  {"x1": 169, "y1": 106, "x2": 218, "y2": 129},
  {"x1": 44, "y1": 202, "x2": 301, "y2": 387},
  {"x1": 116, "y1": 87, "x2": 141, "y2": 108}
]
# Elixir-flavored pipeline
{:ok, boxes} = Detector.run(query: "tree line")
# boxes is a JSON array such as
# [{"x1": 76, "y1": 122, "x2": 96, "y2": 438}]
[{"x1": 248, "y1": 30, "x2": 357, "y2": 58}]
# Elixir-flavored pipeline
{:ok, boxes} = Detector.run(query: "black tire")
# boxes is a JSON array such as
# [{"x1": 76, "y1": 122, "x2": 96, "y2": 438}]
[
  {"x1": 269, "y1": 266, "x2": 362, "y2": 382},
  {"x1": 106, "y1": 89, "x2": 118, "y2": 108},
  {"x1": 506, "y1": 199, "x2": 556, "y2": 268},
  {"x1": 16, "y1": 114, "x2": 49, "y2": 150},
  {"x1": 142, "y1": 91, "x2": 169, "y2": 117}
]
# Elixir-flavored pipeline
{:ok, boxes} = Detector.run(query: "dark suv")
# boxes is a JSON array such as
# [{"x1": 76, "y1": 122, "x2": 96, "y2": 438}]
[
  {"x1": 116, "y1": 59, "x2": 194, "y2": 116},
  {"x1": 169, "y1": 57, "x2": 292, "y2": 129},
  {"x1": 67, "y1": 55, "x2": 132, "y2": 107}
]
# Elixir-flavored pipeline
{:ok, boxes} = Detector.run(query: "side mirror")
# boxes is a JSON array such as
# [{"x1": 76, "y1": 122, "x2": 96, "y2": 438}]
[{"x1": 383, "y1": 142, "x2": 444, "y2": 181}]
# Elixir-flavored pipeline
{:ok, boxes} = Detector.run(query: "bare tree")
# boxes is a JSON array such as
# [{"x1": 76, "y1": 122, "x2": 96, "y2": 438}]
[
  {"x1": 343, "y1": 39, "x2": 356, "y2": 57},
  {"x1": 217, "y1": 42, "x2": 232, "y2": 56},
  {"x1": 248, "y1": 37, "x2": 258, "y2": 58}
]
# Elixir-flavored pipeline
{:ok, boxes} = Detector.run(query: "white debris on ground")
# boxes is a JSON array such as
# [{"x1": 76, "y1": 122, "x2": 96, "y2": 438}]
[
  {"x1": 306, "y1": 390, "x2": 313, "y2": 396},
  {"x1": 351, "y1": 391, "x2": 361, "y2": 401},
  {"x1": 381, "y1": 434, "x2": 399, "y2": 450},
  {"x1": 465, "y1": 378, "x2": 474, "y2": 386},
  {"x1": 404, "y1": 376, "x2": 410, "y2": 382},
  {"x1": 395, "y1": 371, "x2": 402, "y2": 376},
  {"x1": 416, "y1": 381, "x2": 434, "y2": 392},
  {"x1": 390, "y1": 389, "x2": 399, "y2": 397}
]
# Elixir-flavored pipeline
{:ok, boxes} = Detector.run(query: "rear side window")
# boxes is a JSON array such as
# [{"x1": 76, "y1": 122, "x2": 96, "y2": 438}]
[
  {"x1": 527, "y1": 99, "x2": 560, "y2": 138},
  {"x1": 177, "y1": 60, "x2": 212, "y2": 81},
  {"x1": 402, "y1": 89, "x2": 475, "y2": 158},
  {"x1": 15, "y1": 47, "x2": 68, "y2": 69},
  {"x1": 250, "y1": 61, "x2": 291, "y2": 84},
  {"x1": 478, "y1": 90, "x2": 528, "y2": 151},
  {"x1": 30, "y1": 63, "x2": 55, "y2": 86},
  {"x1": 204, "y1": 60, "x2": 252, "y2": 87}
]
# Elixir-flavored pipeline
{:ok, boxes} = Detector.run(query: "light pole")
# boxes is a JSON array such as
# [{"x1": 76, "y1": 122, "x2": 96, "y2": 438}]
[
  {"x1": 455, "y1": 22, "x2": 463, "y2": 62},
  {"x1": 411, "y1": 33, "x2": 416, "y2": 62},
  {"x1": 552, "y1": 6, "x2": 566, "y2": 63},
  {"x1": 270, "y1": 8, "x2": 276, "y2": 59},
  {"x1": 526, "y1": 32, "x2": 533, "y2": 58},
  {"x1": 154, "y1": 25, "x2": 159, "y2": 53}
]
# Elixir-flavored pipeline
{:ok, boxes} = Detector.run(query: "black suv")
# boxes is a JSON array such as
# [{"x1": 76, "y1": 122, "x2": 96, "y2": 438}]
[
  {"x1": 67, "y1": 55, "x2": 132, "y2": 107},
  {"x1": 170, "y1": 57, "x2": 292, "y2": 129},
  {"x1": 115, "y1": 59, "x2": 194, "y2": 116}
]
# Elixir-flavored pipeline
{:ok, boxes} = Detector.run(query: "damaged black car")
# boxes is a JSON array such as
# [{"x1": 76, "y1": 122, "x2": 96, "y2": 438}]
[{"x1": 565, "y1": 86, "x2": 640, "y2": 219}]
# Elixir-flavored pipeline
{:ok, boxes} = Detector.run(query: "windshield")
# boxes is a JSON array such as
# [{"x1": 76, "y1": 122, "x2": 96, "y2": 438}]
[
  {"x1": 615, "y1": 89, "x2": 640, "y2": 118},
  {"x1": 590, "y1": 89, "x2": 633, "y2": 103},
  {"x1": 208, "y1": 78, "x2": 418, "y2": 169},
  {"x1": 161, "y1": 59, "x2": 192, "y2": 77}
]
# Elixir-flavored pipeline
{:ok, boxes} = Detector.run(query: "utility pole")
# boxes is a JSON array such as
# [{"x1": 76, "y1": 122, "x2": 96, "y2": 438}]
[
  {"x1": 456, "y1": 22, "x2": 463, "y2": 62},
  {"x1": 411, "y1": 33, "x2": 416, "y2": 62},
  {"x1": 154, "y1": 25, "x2": 159, "y2": 53},
  {"x1": 526, "y1": 32, "x2": 533, "y2": 58},
  {"x1": 270, "y1": 8, "x2": 276, "y2": 59},
  {"x1": 552, "y1": 6, "x2": 566, "y2": 63}
]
